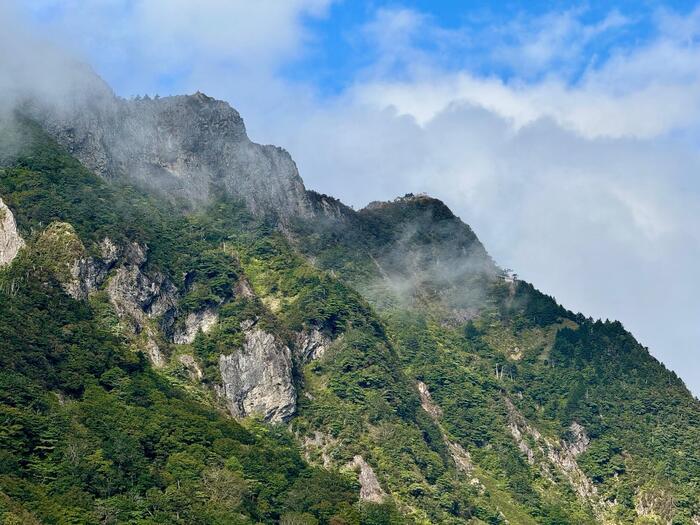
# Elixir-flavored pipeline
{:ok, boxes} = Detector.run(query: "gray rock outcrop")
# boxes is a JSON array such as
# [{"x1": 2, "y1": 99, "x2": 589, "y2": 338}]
[
  {"x1": 173, "y1": 308, "x2": 219, "y2": 344},
  {"x1": 37, "y1": 87, "x2": 314, "y2": 221},
  {"x1": 218, "y1": 320, "x2": 296, "y2": 423},
  {"x1": 103, "y1": 241, "x2": 178, "y2": 367},
  {"x1": 0, "y1": 197, "x2": 24, "y2": 267},
  {"x1": 345, "y1": 455, "x2": 386, "y2": 503},
  {"x1": 504, "y1": 398, "x2": 611, "y2": 520},
  {"x1": 295, "y1": 329, "x2": 332, "y2": 363},
  {"x1": 105, "y1": 242, "x2": 178, "y2": 331},
  {"x1": 566, "y1": 421, "x2": 591, "y2": 457},
  {"x1": 417, "y1": 380, "x2": 443, "y2": 419},
  {"x1": 63, "y1": 238, "x2": 120, "y2": 300},
  {"x1": 20, "y1": 220, "x2": 175, "y2": 367}
]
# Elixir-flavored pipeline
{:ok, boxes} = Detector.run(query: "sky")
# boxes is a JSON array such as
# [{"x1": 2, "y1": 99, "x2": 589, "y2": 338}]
[{"x1": 4, "y1": 1, "x2": 700, "y2": 395}]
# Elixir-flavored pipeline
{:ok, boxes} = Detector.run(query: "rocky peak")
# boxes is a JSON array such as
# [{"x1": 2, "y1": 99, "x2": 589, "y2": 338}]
[
  {"x1": 363, "y1": 192, "x2": 446, "y2": 212},
  {"x1": 34, "y1": 79, "x2": 314, "y2": 221},
  {"x1": 351, "y1": 193, "x2": 499, "y2": 316}
]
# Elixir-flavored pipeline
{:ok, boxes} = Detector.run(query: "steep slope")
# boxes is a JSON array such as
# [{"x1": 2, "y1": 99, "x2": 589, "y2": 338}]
[
  {"x1": 0, "y1": 116, "x2": 577, "y2": 524},
  {"x1": 32, "y1": 89, "x2": 313, "y2": 219},
  {"x1": 0, "y1": 121, "x2": 401, "y2": 524},
  {"x1": 2, "y1": 119, "x2": 531, "y2": 524},
  {"x1": 291, "y1": 194, "x2": 700, "y2": 524},
  {"x1": 1, "y1": 82, "x2": 699, "y2": 525}
]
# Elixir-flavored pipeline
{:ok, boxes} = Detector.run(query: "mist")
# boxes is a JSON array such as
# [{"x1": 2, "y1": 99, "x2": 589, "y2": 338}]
[
  {"x1": 2, "y1": 2, "x2": 699, "y2": 395},
  {"x1": 0, "y1": 5, "x2": 112, "y2": 115}
]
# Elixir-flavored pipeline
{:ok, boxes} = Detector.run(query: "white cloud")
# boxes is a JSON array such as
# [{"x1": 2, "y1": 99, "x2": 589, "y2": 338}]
[
  {"x1": 489, "y1": 8, "x2": 630, "y2": 77},
  {"x1": 352, "y1": 64, "x2": 700, "y2": 140},
  {"x1": 0, "y1": 3, "x2": 113, "y2": 118},
  {"x1": 271, "y1": 7, "x2": 700, "y2": 395},
  {"x1": 5, "y1": 1, "x2": 700, "y2": 395},
  {"x1": 19, "y1": 0, "x2": 332, "y2": 95},
  {"x1": 349, "y1": 6, "x2": 700, "y2": 139}
]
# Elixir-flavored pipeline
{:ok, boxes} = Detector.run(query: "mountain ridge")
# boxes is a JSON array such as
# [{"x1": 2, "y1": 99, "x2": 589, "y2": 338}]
[
  {"x1": 29, "y1": 89, "x2": 314, "y2": 220},
  {"x1": 0, "y1": 78, "x2": 698, "y2": 524}
]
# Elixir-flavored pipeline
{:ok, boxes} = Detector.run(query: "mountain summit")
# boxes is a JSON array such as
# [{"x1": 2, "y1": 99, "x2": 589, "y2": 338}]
[
  {"x1": 35, "y1": 88, "x2": 313, "y2": 219},
  {"x1": 0, "y1": 74, "x2": 698, "y2": 525}
]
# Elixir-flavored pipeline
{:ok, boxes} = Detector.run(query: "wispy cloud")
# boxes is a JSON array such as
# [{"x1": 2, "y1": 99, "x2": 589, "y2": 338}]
[
  {"x1": 488, "y1": 8, "x2": 631, "y2": 78},
  {"x1": 3, "y1": 1, "x2": 700, "y2": 395},
  {"x1": 351, "y1": 5, "x2": 700, "y2": 139},
  {"x1": 19, "y1": 0, "x2": 332, "y2": 96},
  {"x1": 283, "y1": 5, "x2": 700, "y2": 394}
]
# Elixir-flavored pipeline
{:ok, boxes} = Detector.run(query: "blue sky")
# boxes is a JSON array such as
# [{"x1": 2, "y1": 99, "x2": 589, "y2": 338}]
[
  {"x1": 20, "y1": 1, "x2": 700, "y2": 96},
  {"x1": 290, "y1": 0, "x2": 686, "y2": 90},
  {"x1": 4, "y1": 0, "x2": 700, "y2": 395}
]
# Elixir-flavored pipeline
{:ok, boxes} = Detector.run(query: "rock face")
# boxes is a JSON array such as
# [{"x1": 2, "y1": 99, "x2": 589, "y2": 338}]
[
  {"x1": 173, "y1": 308, "x2": 219, "y2": 344},
  {"x1": 102, "y1": 241, "x2": 178, "y2": 367},
  {"x1": 105, "y1": 242, "x2": 178, "y2": 332},
  {"x1": 39, "y1": 89, "x2": 313, "y2": 221},
  {"x1": 346, "y1": 456, "x2": 386, "y2": 503},
  {"x1": 447, "y1": 442, "x2": 475, "y2": 476},
  {"x1": 63, "y1": 237, "x2": 121, "y2": 300},
  {"x1": 504, "y1": 398, "x2": 611, "y2": 520},
  {"x1": 35, "y1": 228, "x2": 178, "y2": 368},
  {"x1": 566, "y1": 421, "x2": 591, "y2": 457},
  {"x1": 218, "y1": 320, "x2": 296, "y2": 423},
  {"x1": 0, "y1": 197, "x2": 24, "y2": 267},
  {"x1": 417, "y1": 381, "x2": 476, "y2": 477},
  {"x1": 24, "y1": 221, "x2": 175, "y2": 367},
  {"x1": 295, "y1": 329, "x2": 332, "y2": 363},
  {"x1": 417, "y1": 381, "x2": 443, "y2": 419}
]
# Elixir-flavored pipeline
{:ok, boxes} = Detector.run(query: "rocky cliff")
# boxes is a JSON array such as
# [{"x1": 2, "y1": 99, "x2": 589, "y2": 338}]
[
  {"x1": 36, "y1": 90, "x2": 313, "y2": 221},
  {"x1": 218, "y1": 319, "x2": 296, "y2": 423},
  {"x1": 2, "y1": 78, "x2": 699, "y2": 525}
]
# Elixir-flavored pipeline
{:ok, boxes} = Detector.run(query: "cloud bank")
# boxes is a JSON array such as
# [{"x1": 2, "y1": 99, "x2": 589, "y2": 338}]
[{"x1": 4, "y1": 1, "x2": 700, "y2": 395}]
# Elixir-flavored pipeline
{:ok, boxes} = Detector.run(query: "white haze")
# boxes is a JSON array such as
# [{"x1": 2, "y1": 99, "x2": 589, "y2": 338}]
[
  {"x1": 0, "y1": 5, "x2": 111, "y2": 114},
  {"x1": 3, "y1": 2, "x2": 700, "y2": 396}
]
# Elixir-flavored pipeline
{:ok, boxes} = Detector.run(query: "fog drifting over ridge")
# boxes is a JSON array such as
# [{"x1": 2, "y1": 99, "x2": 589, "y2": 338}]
[{"x1": 3, "y1": 2, "x2": 700, "y2": 395}]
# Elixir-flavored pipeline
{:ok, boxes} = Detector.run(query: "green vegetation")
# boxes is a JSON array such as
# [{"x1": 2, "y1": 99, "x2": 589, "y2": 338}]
[
  {"x1": 0, "y1": 245, "x2": 369, "y2": 523},
  {"x1": 0, "y1": 122, "x2": 396, "y2": 524},
  {"x1": 291, "y1": 194, "x2": 700, "y2": 524},
  {"x1": 0, "y1": 120, "x2": 698, "y2": 524}
]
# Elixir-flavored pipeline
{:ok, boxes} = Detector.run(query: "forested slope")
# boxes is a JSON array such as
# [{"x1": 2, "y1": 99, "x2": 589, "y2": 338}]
[{"x1": 0, "y1": 110, "x2": 698, "y2": 525}]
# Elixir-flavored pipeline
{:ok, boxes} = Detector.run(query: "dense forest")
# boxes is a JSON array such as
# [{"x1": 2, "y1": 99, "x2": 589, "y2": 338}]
[{"x1": 0, "y1": 118, "x2": 698, "y2": 524}]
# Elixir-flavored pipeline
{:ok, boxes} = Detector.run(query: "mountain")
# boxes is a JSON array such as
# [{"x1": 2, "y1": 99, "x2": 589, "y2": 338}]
[{"x1": 0, "y1": 78, "x2": 698, "y2": 525}]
